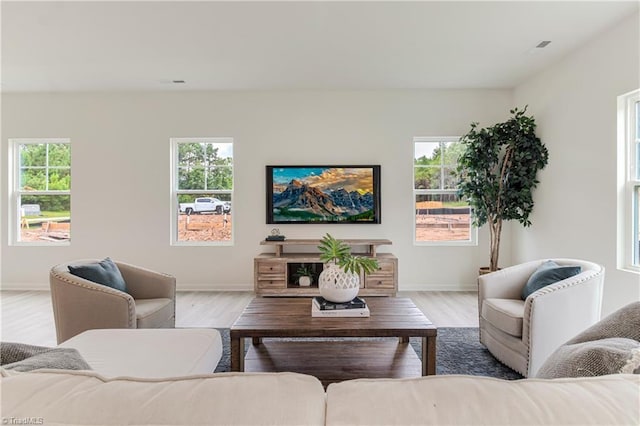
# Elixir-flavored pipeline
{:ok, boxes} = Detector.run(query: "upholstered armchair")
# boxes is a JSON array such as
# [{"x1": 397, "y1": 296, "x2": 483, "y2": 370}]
[
  {"x1": 478, "y1": 258, "x2": 604, "y2": 377},
  {"x1": 50, "y1": 259, "x2": 176, "y2": 343}
]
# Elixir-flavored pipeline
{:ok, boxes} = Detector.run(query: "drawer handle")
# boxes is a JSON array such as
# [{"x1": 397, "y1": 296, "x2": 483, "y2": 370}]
[{"x1": 269, "y1": 267, "x2": 273, "y2": 271}]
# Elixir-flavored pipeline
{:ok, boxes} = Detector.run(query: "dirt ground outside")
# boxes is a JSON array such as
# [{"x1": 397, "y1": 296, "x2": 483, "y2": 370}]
[
  {"x1": 20, "y1": 222, "x2": 70, "y2": 242},
  {"x1": 178, "y1": 212, "x2": 232, "y2": 242},
  {"x1": 415, "y1": 213, "x2": 470, "y2": 242},
  {"x1": 20, "y1": 214, "x2": 232, "y2": 243}
]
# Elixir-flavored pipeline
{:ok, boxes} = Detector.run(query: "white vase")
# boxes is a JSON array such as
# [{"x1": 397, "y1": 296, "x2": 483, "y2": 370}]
[
  {"x1": 299, "y1": 276, "x2": 312, "y2": 287},
  {"x1": 318, "y1": 262, "x2": 360, "y2": 303}
]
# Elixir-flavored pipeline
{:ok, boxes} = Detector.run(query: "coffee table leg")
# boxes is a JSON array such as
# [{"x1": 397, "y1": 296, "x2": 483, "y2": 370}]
[
  {"x1": 399, "y1": 336, "x2": 409, "y2": 344},
  {"x1": 230, "y1": 335, "x2": 244, "y2": 372},
  {"x1": 422, "y1": 336, "x2": 436, "y2": 376},
  {"x1": 252, "y1": 337, "x2": 262, "y2": 345}
]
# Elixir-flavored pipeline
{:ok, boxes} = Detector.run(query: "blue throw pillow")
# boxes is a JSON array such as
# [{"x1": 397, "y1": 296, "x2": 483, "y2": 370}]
[
  {"x1": 521, "y1": 260, "x2": 582, "y2": 300},
  {"x1": 68, "y1": 258, "x2": 127, "y2": 293}
]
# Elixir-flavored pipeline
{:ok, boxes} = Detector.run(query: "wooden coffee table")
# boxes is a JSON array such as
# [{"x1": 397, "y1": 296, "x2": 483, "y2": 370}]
[{"x1": 230, "y1": 297, "x2": 437, "y2": 386}]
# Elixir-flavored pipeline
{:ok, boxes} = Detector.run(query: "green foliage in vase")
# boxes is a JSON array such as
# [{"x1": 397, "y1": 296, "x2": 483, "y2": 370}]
[
  {"x1": 295, "y1": 264, "x2": 314, "y2": 277},
  {"x1": 318, "y1": 233, "x2": 379, "y2": 275}
]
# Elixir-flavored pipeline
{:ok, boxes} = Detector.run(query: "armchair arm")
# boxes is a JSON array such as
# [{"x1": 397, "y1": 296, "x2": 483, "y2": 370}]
[
  {"x1": 50, "y1": 267, "x2": 136, "y2": 344},
  {"x1": 523, "y1": 265, "x2": 605, "y2": 376},
  {"x1": 116, "y1": 261, "x2": 176, "y2": 300}
]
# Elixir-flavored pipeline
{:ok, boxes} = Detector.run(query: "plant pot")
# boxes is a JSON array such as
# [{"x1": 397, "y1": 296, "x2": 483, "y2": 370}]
[
  {"x1": 318, "y1": 262, "x2": 359, "y2": 303},
  {"x1": 479, "y1": 267, "x2": 501, "y2": 276},
  {"x1": 298, "y1": 276, "x2": 312, "y2": 287}
]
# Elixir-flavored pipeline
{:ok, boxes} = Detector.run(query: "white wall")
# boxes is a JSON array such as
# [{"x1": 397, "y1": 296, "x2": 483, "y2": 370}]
[
  {"x1": 1, "y1": 89, "x2": 512, "y2": 291},
  {"x1": 513, "y1": 12, "x2": 640, "y2": 315}
]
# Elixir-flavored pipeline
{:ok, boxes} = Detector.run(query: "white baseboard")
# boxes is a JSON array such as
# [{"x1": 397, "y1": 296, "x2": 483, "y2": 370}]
[
  {"x1": 1, "y1": 282, "x2": 50, "y2": 291},
  {"x1": 177, "y1": 283, "x2": 254, "y2": 292},
  {"x1": 0, "y1": 282, "x2": 254, "y2": 292},
  {"x1": 1, "y1": 282, "x2": 473, "y2": 292},
  {"x1": 398, "y1": 283, "x2": 477, "y2": 292}
]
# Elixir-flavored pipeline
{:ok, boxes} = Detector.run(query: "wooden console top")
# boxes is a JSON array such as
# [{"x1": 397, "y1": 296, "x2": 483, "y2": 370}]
[{"x1": 260, "y1": 238, "x2": 392, "y2": 257}]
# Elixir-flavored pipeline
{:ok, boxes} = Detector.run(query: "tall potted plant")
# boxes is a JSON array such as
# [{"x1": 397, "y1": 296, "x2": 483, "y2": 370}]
[{"x1": 457, "y1": 107, "x2": 549, "y2": 272}]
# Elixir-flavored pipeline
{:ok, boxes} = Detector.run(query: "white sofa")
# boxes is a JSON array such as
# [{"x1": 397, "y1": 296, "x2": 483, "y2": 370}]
[{"x1": 1, "y1": 369, "x2": 638, "y2": 425}]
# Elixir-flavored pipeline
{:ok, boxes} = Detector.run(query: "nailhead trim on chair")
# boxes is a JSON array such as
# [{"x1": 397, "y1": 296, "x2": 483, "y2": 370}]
[{"x1": 50, "y1": 269, "x2": 137, "y2": 327}]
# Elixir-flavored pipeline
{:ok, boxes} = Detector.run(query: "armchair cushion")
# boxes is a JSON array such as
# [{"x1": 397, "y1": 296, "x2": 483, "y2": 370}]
[
  {"x1": 135, "y1": 299, "x2": 175, "y2": 329},
  {"x1": 481, "y1": 299, "x2": 525, "y2": 337},
  {"x1": 68, "y1": 258, "x2": 127, "y2": 293},
  {"x1": 521, "y1": 260, "x2": 581, "y2": 300}
]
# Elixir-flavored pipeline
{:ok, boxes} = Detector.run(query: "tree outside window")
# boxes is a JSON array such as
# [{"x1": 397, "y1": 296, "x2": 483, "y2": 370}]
[
  {"x1": 172, "y1": 138, "x2": 233, "y2": 244},
  {"x1": 12, "y1": 139, "x2": 71, "y2": 244},
  {"x1": 414, "y1": 137, "x2": 475, "y2": 245}
]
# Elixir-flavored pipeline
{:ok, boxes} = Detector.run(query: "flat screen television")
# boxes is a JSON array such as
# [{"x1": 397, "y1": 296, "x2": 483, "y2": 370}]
[{"x1": 266, "y1": 165, "x2": 381, "y2": 224}]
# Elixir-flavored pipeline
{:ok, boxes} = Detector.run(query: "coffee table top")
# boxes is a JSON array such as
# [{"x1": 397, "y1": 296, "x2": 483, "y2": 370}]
[{"x1": 230, "y1": 297, "x2": 436, "y2": 338}]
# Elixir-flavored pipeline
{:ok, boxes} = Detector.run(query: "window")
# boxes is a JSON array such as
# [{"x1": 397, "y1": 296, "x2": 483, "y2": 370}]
[
  {"x1": 413, "y1": 137, "x2": 475, "y2": 245},
  {"x1": 171, "y1": 138, "x2": 233, "y2": 245},
  {"x1": 10, "y1": 139, "x2": 71, "y2": 244},
  {"x1": 618, "y1": 89, "x2": 640, "y2": 272}
]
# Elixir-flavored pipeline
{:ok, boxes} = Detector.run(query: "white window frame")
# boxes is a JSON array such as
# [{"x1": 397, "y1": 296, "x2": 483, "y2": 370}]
[
  {"x1": 170, "y1": 137, "x2": 234, "y2": 246},
  {"x1": 9, "y1": 138, "x2": 71, "y2": 246},
  {"x1": 413, "y1": 136, "x2": 477, "y2": 246},
  {"x1": 617, "y1": 89, "x2": 640, "y2": 273}
]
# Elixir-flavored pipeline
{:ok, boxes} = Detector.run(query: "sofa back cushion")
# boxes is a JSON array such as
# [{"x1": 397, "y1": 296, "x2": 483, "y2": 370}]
[
  {"x1": 0, "y1": 370, "x2": 326, "y2": 426},
  {"x1": 326, "y1": 375, "x2": 639, "y2": 426}
]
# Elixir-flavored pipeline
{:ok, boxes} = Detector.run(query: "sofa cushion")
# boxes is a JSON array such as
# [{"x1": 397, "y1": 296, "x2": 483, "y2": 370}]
[
  {"x1": 68, "y1": 257, "x2": 127, "y2": 293},
  {"x1": 481, "y1": 298, "x2": 525, "y2": 337},
  {"x1": 58, "y1": 329, "x2": 222, "y2": 378},
  {"x1": 521, "y1": 260, "x2": 581, "y2": 300},
  {"x1": 0, "y1": 370, "x2": 326, "y2": 426},
  {"x1": 536, "y1": 337, "x2": 640, "y2": 379},
  {"x1": 536, "y1": 302, "x2": 640, "y2": 379},
  {"x1": 325, "y1": 375, "x2": 640, "y2": 426}
]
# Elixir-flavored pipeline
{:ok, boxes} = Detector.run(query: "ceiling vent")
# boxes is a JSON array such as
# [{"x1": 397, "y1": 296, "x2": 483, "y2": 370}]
[{"x1": 526, "y1": 41, "x2": 552, "y2": 55}]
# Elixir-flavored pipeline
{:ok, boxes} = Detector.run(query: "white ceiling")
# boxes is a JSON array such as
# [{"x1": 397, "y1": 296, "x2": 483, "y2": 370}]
[{"x1": 1, "y1": 1, "x2": 638, "y2": 92}]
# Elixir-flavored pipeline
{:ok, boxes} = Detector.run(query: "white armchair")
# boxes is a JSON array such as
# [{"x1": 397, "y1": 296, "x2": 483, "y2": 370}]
[{"x1": 478, "y1": 258, "x2": 604, "y2": 377}]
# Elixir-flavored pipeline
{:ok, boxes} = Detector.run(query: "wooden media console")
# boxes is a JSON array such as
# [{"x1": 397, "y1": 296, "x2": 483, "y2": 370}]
[{"x1": 254, "y1": 238, "x2": 397, "y2": 297}]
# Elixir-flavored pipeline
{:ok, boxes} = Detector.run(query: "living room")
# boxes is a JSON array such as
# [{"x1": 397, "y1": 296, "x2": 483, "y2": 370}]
[{"x1": 1, "y1": 1, "x2": 639, "y2": 424}]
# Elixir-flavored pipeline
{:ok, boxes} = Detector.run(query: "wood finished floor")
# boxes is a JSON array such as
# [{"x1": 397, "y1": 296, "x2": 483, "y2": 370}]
[{"x1": 1, "y1": 291, "x2": 478, "y2": 347}]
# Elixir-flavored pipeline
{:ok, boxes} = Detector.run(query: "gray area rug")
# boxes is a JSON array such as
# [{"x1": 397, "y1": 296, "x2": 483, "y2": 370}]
[{"x1": 214, "y1": 327, "x2": 523, "y2": 380}]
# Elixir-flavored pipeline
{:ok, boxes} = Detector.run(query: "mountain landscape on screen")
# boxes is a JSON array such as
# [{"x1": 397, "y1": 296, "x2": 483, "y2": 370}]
[{"x1": 271, "y1": 167, "x2": 376, "y2": 222}]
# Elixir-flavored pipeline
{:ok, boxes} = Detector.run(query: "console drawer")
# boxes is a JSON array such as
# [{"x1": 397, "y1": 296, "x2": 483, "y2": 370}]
[
  {"x1": 257, "y1": 277, "x2": 286, "y2": 289},
  {"x1": 364, "y1": 276, "x2": 395, "y2": 289},
  {"x1": 371, "y1": 260, "x2": 395, "y2": 275},
  {"x1": 257, "y1": 263, "x2": 286, "y2": 274}
]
